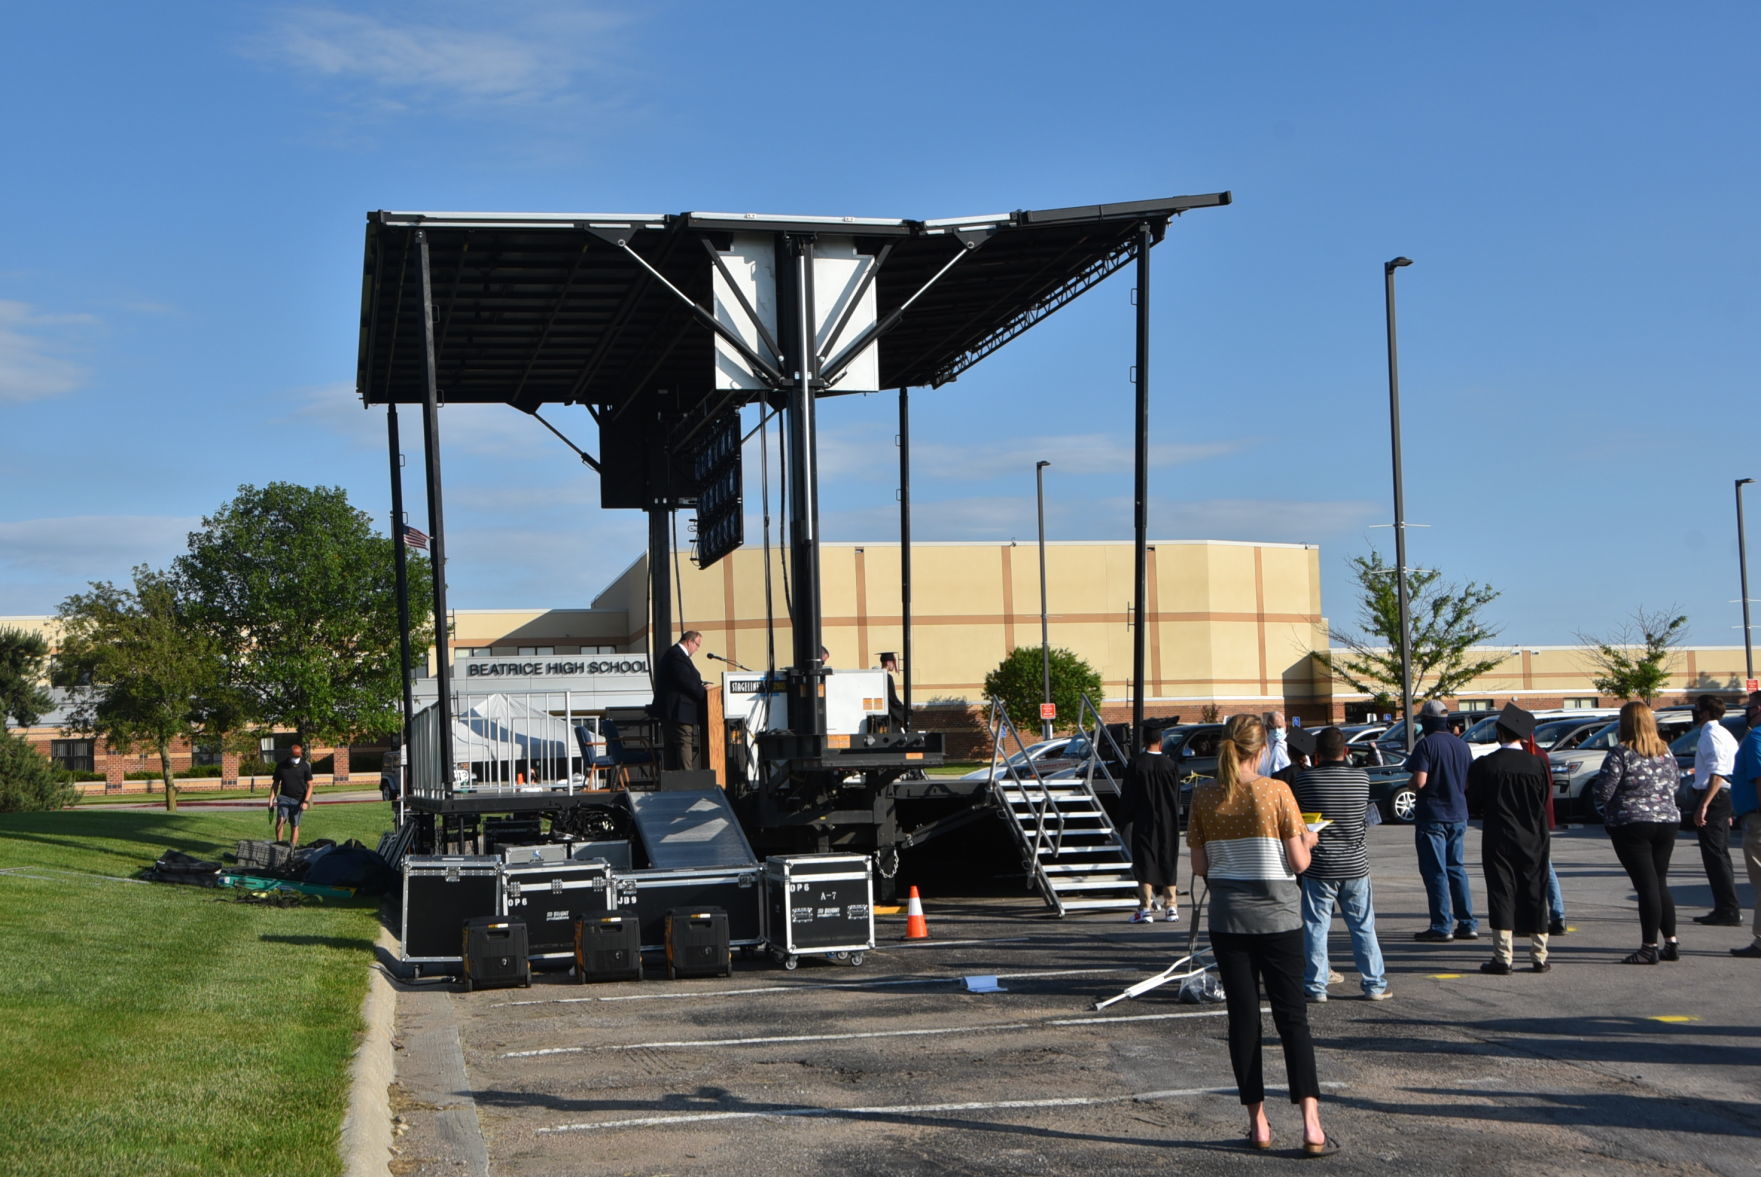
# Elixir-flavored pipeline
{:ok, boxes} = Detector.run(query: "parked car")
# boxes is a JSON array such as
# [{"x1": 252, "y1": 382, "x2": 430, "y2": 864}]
[
  {"x1": 960, "y1": 738, "x2": 1078, "y2": 781},
  {"x1": 1374, "y1": 710, "x2": 1500, "y2": 758},
  {"x1": 1670, "y1": 713, "x2": 1752, "y2": 827},
  {"x1": 1339, "y1": 723, "x2": 1387, "y2": 745},
  {"x1": 1551, "y1": 710, "x2": 1709, "y2": 821},
  {"x1": 1461, "y1": 710, "x2": 1619, "y2": 759}
]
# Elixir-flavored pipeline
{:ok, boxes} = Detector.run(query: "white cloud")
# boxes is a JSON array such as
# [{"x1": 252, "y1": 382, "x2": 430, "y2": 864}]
[
  {"x1": 0, "y1": 300, "x2": 97, "y2": 403},
  {"x1": 0, "y1": 515, "x2": 198, "y2": 588},
  {"x1": 249, "y1": 4, "x2": 631, "y2": 107}
]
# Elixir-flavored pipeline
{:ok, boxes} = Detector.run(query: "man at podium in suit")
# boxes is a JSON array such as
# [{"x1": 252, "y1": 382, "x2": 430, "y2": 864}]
[{"x1": 655, "y1": 630, "x2": 707, "y2": 770}]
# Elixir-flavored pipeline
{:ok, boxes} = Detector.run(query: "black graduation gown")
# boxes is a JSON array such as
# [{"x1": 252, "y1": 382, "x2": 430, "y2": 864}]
[
  {"x1": 1121, "y1": 751, "x2": 1182, "y2": 888},
  {"x1": 1468, "y1": 747, "x2": 1552, "y2": 935}
]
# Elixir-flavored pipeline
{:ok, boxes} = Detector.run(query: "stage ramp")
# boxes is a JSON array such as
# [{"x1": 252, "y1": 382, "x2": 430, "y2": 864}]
[{"x1": 628, "y1": 789, "x2": 759, "y2": 869}]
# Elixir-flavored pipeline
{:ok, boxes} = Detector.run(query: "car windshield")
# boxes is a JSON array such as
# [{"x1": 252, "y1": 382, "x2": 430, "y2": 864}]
[
  {"x1": 1462, "y1": 717, "x2": 1502, "y2": 743},
  {"x1": 1534, "y1": 719, "x2": 1591, "y2": 749}
]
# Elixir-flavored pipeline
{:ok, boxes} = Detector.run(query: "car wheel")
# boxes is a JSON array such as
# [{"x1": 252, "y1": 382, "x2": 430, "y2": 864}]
[{"x1": 1390, "y1": 786, "x2": 1418, "y2": 824}]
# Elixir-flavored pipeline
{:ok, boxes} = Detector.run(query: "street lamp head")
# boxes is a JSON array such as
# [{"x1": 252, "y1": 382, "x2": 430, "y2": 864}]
[
  {"x1": 1386, "y1": 257, "x2": 1413, "y2": 271},
  {"x1": 1036, "y1": 460, "x2": 1051, "y2": 471},
  {"x1": 1740, "y1": 477, "x2": 1755, "y2": 487}
]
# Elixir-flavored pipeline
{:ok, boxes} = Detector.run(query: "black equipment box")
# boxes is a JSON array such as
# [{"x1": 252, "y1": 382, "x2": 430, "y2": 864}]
[
  {"x1": 574, "y1": 914, "x2": 643, "y2": 982},
  {"x1": 665, "y1": 907, "x2": 731, "y2": 979},
  {"x1": 461, "y1": 917, "x2": 530, "y2": 990},
  {"x1": 763, "y1": 854, "x2": 874, "y2": 966},
  {"x1": 502, "y1": 842, "x2": 572, "y2": 866},
  {"x1": 401, "y1": 856, "x2": 501, "y2": 965},
  {"x1": 483, "y1": 817, "x2": 543, "y2": 855},
  {"x1": 615, "y1": 866, "x2": 763, "y2": 952},
  {"x1": 570, "y1": 839, "x2": 633, "y2": 871},
  {"x1": 500, "y1": 859, "x2": 615, "y2": 958}
]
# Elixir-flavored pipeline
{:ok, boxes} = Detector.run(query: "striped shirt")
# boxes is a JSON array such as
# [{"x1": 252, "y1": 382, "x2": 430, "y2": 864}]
[
  {"x1": 1290, "y1": 763, "x2": 1371, "y2": 880},
  {"x1": 1187, "y1": 776, "x2": 1307, "y2": 934}
]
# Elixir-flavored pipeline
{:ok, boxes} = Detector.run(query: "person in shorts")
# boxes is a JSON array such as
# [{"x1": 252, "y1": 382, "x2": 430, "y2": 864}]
[{"x1": 269, "y1": 742, "x2": 315, "y2": 847}]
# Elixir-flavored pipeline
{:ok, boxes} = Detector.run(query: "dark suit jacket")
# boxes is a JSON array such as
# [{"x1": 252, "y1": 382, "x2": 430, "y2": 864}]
[{"x1": 654, "y1": 643, "x2": 707, "y2": 724}]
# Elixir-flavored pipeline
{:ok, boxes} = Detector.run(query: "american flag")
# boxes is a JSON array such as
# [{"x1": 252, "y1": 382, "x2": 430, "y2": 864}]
[{"x1": 401, "y1": 524, "x2": 430, "y2": 551}]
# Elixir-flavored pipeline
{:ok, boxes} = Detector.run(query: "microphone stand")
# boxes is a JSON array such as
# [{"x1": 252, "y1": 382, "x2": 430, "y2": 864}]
[{"x1": 708, "y1": 653, "x2": 753, "y2": 672}]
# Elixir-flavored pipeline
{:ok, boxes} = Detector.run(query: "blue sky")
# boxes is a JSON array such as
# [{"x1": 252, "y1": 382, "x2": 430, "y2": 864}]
[{"x1": 1, "y1": 2, "x2": 1756, "y2": 649}]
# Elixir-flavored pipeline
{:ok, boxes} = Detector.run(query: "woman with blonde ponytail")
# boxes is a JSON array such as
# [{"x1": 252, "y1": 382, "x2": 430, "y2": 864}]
[{"x1": 1188, "y1": 713, "x2": 1334, "y2": 1155}]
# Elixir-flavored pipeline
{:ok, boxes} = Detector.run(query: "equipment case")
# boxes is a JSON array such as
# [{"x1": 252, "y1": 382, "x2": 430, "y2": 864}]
[
  {"x1": 500, "y1": 859, "x2": 615, "y2": 958},
  {"x1": 763, "y1": 854, "x2": 874, "y2": 968},
  {"x1": 574, "y1": 914, "x2": 643, "y2": 982},
  {"x1": 665, "y1": 907, "x2": 732, "y2": 978},
  {"x1": 461, "y1": 917, "x2": 530, "y2": 990},
  {"x1": 401, "y1": 856, "x2": 501, "y2": 967},
  {"x1": 615, "y1": 866, "x2": 764, "y2": 952}
]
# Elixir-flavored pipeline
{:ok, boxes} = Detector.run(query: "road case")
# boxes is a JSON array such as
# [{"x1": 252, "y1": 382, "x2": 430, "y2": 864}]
[
  {"x1": 665, "y1": 907, "x2": 732, "y2": 979},
  {"x1": 614, "y1": 866, "x2": 763, "y2": 952},
  {"x1": 401, "y1": 856, "x2": 501, "y2": 968},
  {"x1": 763, "y1": 854, "x2": 874, "y2": 969},
  {"x1": 500, "y1": 858, "x2": 615, "y2": 959},
  {"x1": 461, "y1": 916, "x2": 530, "y2": 991},
  {"x1": 574, "y1": 914, "x2": 643, "y2": 982}
]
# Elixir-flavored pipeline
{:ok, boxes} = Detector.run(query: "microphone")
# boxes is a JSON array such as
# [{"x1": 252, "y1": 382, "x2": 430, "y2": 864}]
[{"x1": 706, "y1": 652, "x2": 725, "y2": 661}]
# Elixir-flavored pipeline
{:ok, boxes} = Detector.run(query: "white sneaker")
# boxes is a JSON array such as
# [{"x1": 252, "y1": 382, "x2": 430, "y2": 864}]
[
  {"x1": 1129, "y1": 909, "x2": 1153, "y2": 924},
  {"x1": 1327, "y1": 970, "x2": 1344, "y2": 985},
  {"x1": 1163, "y1": 909, "x2": 1180, "y2": 923}
]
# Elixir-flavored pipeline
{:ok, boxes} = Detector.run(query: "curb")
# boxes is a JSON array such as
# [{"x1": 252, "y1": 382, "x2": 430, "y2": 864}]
[{"x1": 340, "y1": 928, "x2": 399, "y2": 1177}]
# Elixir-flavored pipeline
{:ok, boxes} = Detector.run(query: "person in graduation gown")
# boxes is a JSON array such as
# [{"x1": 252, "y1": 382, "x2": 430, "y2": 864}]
[
  {"x1": 1121, "y1": 724, "x2": 1183, "y2": 923},
  {"x1": 1468, "y1": 702, "x2": 1554, "y2": 974}
]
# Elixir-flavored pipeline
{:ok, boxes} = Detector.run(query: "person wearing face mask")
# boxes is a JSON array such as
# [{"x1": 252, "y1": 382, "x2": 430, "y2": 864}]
[{"x1": 269, "y1": 741, "x2": 315, "y2": 847}]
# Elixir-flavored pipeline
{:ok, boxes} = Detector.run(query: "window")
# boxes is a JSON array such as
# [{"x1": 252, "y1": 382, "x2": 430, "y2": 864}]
[
  {"x1": 582, "y1": 645, "x2": 616, "y2": 654},
  {"x1": 51, "y1": 740, "x2": 94, "y2": 772},
  {"x1": 192, "y1": 744, "x2": 222, "y2": 768},
  {"x1": 1563, "y1": 697, "x2": 1599, "y2": 710},
  {"x1": 1458, "y1": 699, "x2": 1494, "y2": 711},
  {"x1": 517, "y1": 646, "x2": 554, "y2": 656}
]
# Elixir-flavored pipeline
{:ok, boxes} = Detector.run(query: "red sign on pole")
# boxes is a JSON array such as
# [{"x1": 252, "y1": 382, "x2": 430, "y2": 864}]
[
  {"x1": 1747, "y1": 678, "x2": 1759, "y2": 694},
  {"x1": 1040, "y1": 703, "x2": 1057, "y2": 720}
]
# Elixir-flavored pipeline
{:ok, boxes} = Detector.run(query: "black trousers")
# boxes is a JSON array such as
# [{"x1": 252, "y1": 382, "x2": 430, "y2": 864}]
[
  {"x1": 1608, "y1": 821, "x2": 1677, "y2": 944},
  {"x1": 1697, "y1": 788, "x2": 1740, "y2": 917},
  {"x1": 1210, "y1": 928, "x2": 1321, "y2": 1105}
]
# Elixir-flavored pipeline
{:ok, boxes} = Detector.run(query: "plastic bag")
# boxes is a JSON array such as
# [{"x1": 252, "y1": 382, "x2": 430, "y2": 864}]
[{"x1": 1176, "y1": 970, "x2": 1225, "y2": 1003}]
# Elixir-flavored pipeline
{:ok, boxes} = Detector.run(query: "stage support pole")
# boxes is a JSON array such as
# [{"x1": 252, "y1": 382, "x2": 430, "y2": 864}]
[
  {"x1": 1131, "y1": 221, "x2": 1152, "y2": 749},
  {"x1": 415, "y1": 230, "x2": 455, "y2": 787}
]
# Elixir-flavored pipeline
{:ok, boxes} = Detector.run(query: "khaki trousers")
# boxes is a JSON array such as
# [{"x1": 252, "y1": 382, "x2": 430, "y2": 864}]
[{"x1": 1491, "y1": 927, "x2": 1550, "y2": 967}]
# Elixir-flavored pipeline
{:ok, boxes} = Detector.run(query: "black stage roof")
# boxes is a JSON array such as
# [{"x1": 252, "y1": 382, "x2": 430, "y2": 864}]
[{"x1": 356, "y1": 194, "x2": 1230, "y2": 413}]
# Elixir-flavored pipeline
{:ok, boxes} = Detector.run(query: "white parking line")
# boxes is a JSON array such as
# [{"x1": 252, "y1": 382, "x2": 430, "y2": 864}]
[
  {"x1": 499, "y1": 966, "x2": 1133, "y2": 1008},
  {"x1": 500, "y1": 1005, "x2": 1232, "y2": 1058},
  {"x1": 536, "y1": 1082, "x2": 1341, "y2": 1135}
]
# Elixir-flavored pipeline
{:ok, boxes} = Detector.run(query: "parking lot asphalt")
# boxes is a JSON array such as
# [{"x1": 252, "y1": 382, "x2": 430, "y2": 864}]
[{"x1": 385, "y1": 823, "x2": 1761, "y2": 1177}]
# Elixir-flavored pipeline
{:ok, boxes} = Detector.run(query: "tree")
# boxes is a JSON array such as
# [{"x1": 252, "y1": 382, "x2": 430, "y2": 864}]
[
  {"x1": 0, "y1": 625, "x2": 53, "y2": 728},
  {"x1": 56, "y1": 568, "x2": 230, "y2": 813},
  {"x1": 1323, "y1": 548, "x2": 1507, "y2": 705},
  {"x1": 983, "y1": 646, "x2": 1104, "y2": 734},
  {"x1": 1577, "y1": 608, "x2": 1689, "y2": 705},
  {"x1": 173, "y1": 483, "x2": 433, "y2": 747},
  {"x1": 0, "y1": 730, "x2": 76, "y2": 813}
]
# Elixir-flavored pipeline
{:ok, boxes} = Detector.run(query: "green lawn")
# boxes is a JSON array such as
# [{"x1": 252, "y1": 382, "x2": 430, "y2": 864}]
[{"x1": 0, "y1": 804, "x2": 396, "y2": 1177}]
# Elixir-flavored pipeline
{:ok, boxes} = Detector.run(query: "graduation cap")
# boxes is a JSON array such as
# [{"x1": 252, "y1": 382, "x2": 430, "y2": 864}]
[
  {"x1": 1286, "y1": 725, "x2": 1317, "y2": 760},
  {"x1": 1495, "y1": 701, "x2": 1537, "y2": 740},
  {"x1": 1139, "y1": 722, "x2": 1165, "y2": 747}
]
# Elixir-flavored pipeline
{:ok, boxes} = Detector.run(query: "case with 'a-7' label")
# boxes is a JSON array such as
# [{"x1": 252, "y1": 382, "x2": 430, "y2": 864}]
[{"x1": 763, "y1": 854, "x2": 874, "y2": 959}]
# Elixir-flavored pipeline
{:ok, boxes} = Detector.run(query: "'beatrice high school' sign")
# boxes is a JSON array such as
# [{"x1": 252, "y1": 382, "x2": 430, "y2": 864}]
[{"x1": 463, "y1": 656, "x2": 649, "y2": 679}]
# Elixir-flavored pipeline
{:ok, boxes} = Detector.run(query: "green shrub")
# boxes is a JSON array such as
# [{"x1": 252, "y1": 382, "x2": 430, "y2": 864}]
[{"x1": 0, "y1": 731, "x2": 78, "y2": 812}]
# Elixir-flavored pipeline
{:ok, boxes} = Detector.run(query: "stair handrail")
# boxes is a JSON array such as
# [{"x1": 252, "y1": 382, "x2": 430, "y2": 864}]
[{"x1": 984, "y1": 696, "x2": 1067, "y2": 865}]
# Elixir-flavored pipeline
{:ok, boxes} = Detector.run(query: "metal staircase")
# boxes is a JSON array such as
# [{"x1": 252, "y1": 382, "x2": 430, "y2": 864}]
[{"x1": 983, "y1": 697, "x2": 1140, "y2": 916}]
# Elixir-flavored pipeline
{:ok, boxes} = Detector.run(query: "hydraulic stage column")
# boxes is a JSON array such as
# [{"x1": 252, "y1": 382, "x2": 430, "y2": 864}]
[
  {"x1": 415, "y1": 230, "x2": 455, "y2": 786},
  {"x1": 781, "y1": 233, "x2": 825, "y2": 738}
]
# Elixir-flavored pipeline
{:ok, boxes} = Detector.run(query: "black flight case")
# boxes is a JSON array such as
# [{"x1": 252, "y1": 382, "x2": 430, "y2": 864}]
[
  {"x1": 763, "y1": 854, "x2": 874, "y2": 969},
  {"x1": 461, "y1": 916, "x2": 530, "y2": 991},
  {"x1": 500, "y1": 858, "x2": 616, "y2": 962},
  {"x1": 401, "y1": 855, "x2": 501, "y2": 973},
  {"x1": 614, "y1": 865, "x2": 764, "y2": 953}
]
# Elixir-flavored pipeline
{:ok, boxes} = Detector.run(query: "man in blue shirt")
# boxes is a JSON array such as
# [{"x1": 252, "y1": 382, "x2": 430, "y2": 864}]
[
  {"x1": 1730, "y1": 690, "x2": 1761, "y2": 959},
  {"x1": 1407, "y1": 700, "x2": 1479, "y2": 941}
]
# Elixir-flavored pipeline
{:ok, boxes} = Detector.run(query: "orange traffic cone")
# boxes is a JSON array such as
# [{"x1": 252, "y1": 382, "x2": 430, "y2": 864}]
[{"x1": 903, "y1": 885, "x2": 930, "y2": 940}]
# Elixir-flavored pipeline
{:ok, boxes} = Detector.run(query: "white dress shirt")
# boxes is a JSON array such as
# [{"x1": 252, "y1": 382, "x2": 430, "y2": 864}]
[{"x1": 1695, "y1": 721, "x2": 1738, "y2": 792}]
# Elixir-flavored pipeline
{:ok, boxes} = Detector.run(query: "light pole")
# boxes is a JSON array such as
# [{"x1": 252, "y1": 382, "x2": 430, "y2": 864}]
[
  {"x1": 1739, "y1": 477, "x2": 1755, "y2": 683},
  {"x1": 1036, "y1": 460, "x2": 1053, "y2": 740},
  {"x1": 1385, "y1": 257, "x2": 1416, "y2": 752}
]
